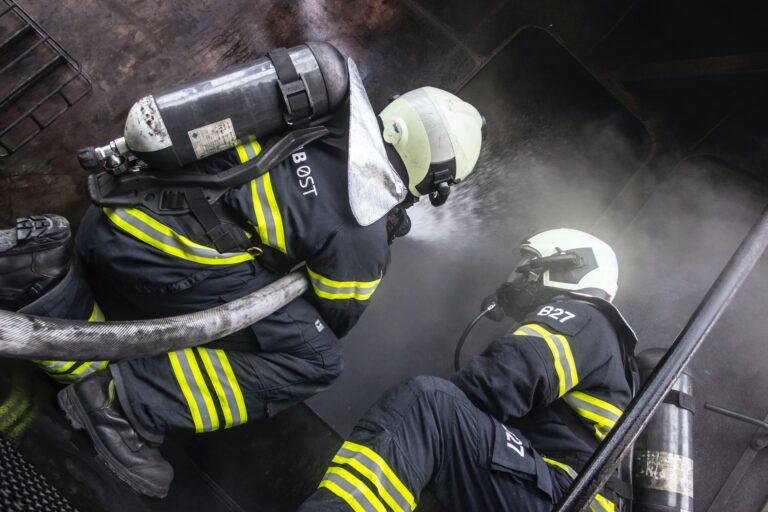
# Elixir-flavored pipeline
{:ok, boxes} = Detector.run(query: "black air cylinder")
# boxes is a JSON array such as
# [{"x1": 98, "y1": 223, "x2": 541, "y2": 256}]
[
  {"x1": 121, "y1": 41, "x2": 348, "y2": 170},
  {"x1": 633, "y1": 348, "x2": 694, "y2": 511}
]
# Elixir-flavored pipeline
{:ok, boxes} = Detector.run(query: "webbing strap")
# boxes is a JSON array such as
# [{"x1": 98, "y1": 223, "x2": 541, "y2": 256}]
[
  {"x1": 269, "y1": 47, "x2": 312, "y2": 125},
  {"x1": 184, "y1": 188, "x2": 256, "y2": 255},
  {"x1": 662, "y1": 389, "x2": 696, "y2": 413}
]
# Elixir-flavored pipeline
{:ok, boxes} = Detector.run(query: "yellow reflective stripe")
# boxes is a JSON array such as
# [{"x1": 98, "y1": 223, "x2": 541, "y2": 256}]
[
  {"x1": 556, "y1": 332, "x2": 578, "y2": 388},
  {"x1": 236, "y1": 145, "x2": 249, "y2": 163},
  {"x1": 197, "y1": 348, "x2": 234, "y2": 428},
  {"x1": 69, "y1": 362, "x2": 97, "y2": 377},
  {"x1": 6, "y1": 407, "x2": 33, "y2": 443},
  {"x1": 262, "y1": 173, "x2": 286, "y2": 253},
  {"x1": 306, "y1": 267, "x2": 381, "y2": 301},
  {"x1": 235, "y1": 137, "x2": 262, "y2": 164},
  {"x1": 332, "y1": 454, "x2": 405, "y2": 512},
  {"x1": 104, "y1": 207, "x2": 253, "y2": 265},
  {"x1": 184, "y1": 349, "x2": 220, "y2": 431},
  {"x1": 543, "y1": 457, "x2": 577, "y2": 478},
  {"x1": 326, "y1": 466, "x2": 387, "y2": 512},
  {"x1": 319, "y1": 480, "x2": 367, "y2": 512},
  {"x1": 569, "y1": 390, "x2": 623, "y2": 418},
  {"x1": 216, "y1": 349, "x2": 248, "y2": 425},
  {"x1": 564, "y1": 391, "x2": 623, "y2": 440},
  {"x1": 518, "y1": 325, "x2": 567, "y2": 396},
  {"x1": 168, "y1": 351, "x2": 205, "y2": 433},
  {"x1": 516, "y1": 324, "x2": 579, "y2": 396},
  {"x1": 594, "y1": 494, "x2": 616, "y2": 512},
  {"x1": 342, "y1": 441, "x2": 416, "y2": 510},
  {"x1": 250, "y1": 179, "x2": 270, "y2": 246},
  {"x1": 88, "y1": 302, "x2": 105, "y2": 322},
  {"x1": 543, "y1": 458, "x2": 616, "y2": 512},
  {"x1": 248, "y1": 138, "x2": 262, "y2": 157},
  {"x1": 47, "y1": 361, "x2": 77, "y2": 374},
  {"x1": 0, "y1": 397, "x2": 30, "y2": 432}
]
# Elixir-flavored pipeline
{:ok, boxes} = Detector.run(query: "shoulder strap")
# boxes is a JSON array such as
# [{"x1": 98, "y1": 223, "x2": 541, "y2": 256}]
[{"x1": 184, "y1": 188, "x2": 257, "y2": 254}]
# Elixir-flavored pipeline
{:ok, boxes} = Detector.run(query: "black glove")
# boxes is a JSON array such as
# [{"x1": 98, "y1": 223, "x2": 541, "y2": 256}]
[
  {"x1": 495, "y1": 279, "x2": 541, "y2": 321},
  {"x1": 386, "y1": 207, "x2": 411, "y2": 244}
]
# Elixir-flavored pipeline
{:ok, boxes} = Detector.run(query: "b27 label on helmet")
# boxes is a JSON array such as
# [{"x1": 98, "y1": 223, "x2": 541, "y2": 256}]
[{"x1": 537, "y1": 305, "x2": 576, "y2": 323}]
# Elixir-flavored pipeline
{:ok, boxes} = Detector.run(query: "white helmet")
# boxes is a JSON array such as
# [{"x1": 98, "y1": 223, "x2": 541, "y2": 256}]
[
  {"x1": 378, "y1": 87, "x2": 485, "y2": 206},
  {"x1": 515, "y1": 228, "x2": 619, "y2": 302}
]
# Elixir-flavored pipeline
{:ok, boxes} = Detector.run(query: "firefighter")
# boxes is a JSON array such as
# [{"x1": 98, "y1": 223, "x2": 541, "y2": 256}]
[
  {"x1": 6, "y1": 80, "x2": 484, "y2": 498},
  {"x1": 299, "y1": 228, "x2": 638, "y2": 512}
]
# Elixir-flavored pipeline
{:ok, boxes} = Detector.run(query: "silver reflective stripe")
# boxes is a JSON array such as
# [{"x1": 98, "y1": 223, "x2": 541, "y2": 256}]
[
  {"x1": 104, "y1": 207, "x2": 252, "y2": 265},
  {"x1": 310, "y1": 279, "x2": 378, "y2": 298},
  {"x1": 174, "y1": 351, "x2": 216, "y2": 432},
  {"x1": 38, "y1": 361, "x2": 73, "y2": 371},
  {"x1": 69, "y1": 361, "x2": 109, "y2": 381},
  {"x1": 563, "y1": 393, "x2": 622, "y2": 425},
  {"x1": 516, "y1": 325, "x2": 578, "y2": 391},
  {"x1": 243, "y1": 141, "x2": 259, "y2": 160},
  {"x1": 322, "y1": 468, "x2": 384, "y2": 512},
  {"x1": 251, "y1": 178, "x2": 281, "y2": 249},
  {"x1": 199, "y1": 348, "x2": 244, "y2": 427},
  {"x1": 335, "y1": 445, "x2": 414, "y2": 512}
]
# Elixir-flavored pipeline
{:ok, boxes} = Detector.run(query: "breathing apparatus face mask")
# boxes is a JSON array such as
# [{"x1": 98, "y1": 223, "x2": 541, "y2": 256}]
[{"x1": 495, "y1": 247, "x2": 590, "y2": 321}]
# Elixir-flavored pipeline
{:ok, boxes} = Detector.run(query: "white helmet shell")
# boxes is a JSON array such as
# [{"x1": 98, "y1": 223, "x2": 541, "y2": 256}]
[
  {"x1": 378, "y1": 87, "x2": 484, "y2": 197},
  {"x1": 520, "y1": 228, "x2": 619, "y2": 301}
]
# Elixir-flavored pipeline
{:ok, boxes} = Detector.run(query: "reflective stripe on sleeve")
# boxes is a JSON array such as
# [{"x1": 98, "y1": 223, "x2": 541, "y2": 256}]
[
  {"x1": 197, "y1": 348, "x2": 248, "y2": 428},
  {"x1": 306, "y1": 267, "x2": 381, "y2": 301},
  {"x1": 563, "y1": 390, "x2": 623, "y2": 440},
  {"x1": 543, "y1": 458, "x2": 616, "y2": 512},
  {"x1": 329, "y1": 441, "x2": 416, "y2": 512},
  {"x1": 235, "y1": 138, "x2": 262, "y2": 164},
  {"x1": 514, "y1": 324, "x2": 579, "y2": 397},
  {"x1": 320, "y1": 466, "x2": 387, "y2": 512},
  {"x1": 104, "y1": 207, "x2": 254, "y2": 265},
  {"x1": 168, "y1": 349, "x2": 220, "y2": 433},
  {"x1": 250, "y1": 173, "x2": 287, "y2": 253}
]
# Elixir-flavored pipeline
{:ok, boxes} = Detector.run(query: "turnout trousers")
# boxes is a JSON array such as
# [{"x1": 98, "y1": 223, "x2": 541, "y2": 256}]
[
  {"x1": 299, "y1": 376, "x2": 574, "y2": 512},
  {"x1": 22, "y1": 260, "x2": 343, "y2": 438}
]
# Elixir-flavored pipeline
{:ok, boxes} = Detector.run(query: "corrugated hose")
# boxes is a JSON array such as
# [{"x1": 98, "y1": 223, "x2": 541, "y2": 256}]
[{"x1": 0, "y1": 272, "x2": 308, "y2": 360}]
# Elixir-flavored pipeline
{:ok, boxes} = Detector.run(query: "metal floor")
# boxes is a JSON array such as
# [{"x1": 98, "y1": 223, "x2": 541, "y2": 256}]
[{"x1": 2, "y1": 1, "x2": 768, "y2": 511}]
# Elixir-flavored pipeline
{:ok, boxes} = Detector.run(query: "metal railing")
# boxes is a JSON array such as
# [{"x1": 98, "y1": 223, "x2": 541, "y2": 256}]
[
  {"x1": 0, "y1": 0, "x2": 91, "y2": 157},
  {"x1": 555, "y1": 202, "x2": 768, "y2": 511}
]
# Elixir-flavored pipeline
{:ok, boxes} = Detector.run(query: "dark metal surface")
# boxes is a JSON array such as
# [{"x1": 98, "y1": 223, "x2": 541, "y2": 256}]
[
  {"x1": 555, "y1": 202, "x2": 768, "y2": 511},
  {"x1": 615, "y1": 52, "x2": 768, "y2": 82},
  {"x1": 0, "y1": 0, "x2": 91, "y2": 156},
  {"x1": 706, "y1": 410, "x2": 768, "y2": 512},
  {"x1": 704, "y1": 404, "x2": 768, "y2": 431}
]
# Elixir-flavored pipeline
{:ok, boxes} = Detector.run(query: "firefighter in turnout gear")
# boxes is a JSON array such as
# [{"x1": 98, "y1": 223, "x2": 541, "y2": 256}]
[
  {"x1": 300, "y1": 229, "x2": 638, "y2": 512},
  {"x1": 5, "y1": 59, "x2": 485, "y2": 497}
]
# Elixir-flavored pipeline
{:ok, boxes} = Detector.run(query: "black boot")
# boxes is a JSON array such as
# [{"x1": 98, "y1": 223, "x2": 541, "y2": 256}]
[
  {"x1": 57, "y1": 370, "x2": 174, "y2": 498},
  {"x1": 0, "y1": 215, "x2": 72, "y2": 311}
]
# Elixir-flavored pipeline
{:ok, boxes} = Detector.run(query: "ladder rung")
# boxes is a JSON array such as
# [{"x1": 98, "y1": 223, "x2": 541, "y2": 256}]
[
  {"x1": 0, "y1": 36, "x2": 45, "y2": 75},
  {"x1": 0, "y1": 55, "x2": 63, "y2": 111},
  {"x1": 0, "y1": 23, "x2": 32, "y2": 51}
]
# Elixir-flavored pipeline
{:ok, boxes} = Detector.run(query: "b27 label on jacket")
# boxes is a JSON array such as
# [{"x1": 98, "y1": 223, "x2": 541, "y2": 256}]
[{"x1": 537, "y1": 305, "x2": 576, "y2": 323}]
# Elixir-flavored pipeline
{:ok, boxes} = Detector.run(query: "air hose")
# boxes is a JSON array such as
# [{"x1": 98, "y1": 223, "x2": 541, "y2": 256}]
[
  {"x1": 0, "y1": 272, "x2": 308, "y2": 360},
  {"x1": 453, "y1": 301, "x2": 498, "y2": 371}
]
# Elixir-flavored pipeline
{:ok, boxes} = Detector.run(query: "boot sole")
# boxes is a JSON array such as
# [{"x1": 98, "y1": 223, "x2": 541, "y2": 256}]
[{"x1": 57, "y1": 386, "x2": 169, "y2": 499}]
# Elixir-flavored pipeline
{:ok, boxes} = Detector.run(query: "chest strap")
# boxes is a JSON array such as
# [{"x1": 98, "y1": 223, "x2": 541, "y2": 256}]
[{"x1": 184, "y1": 188, "x2": 262, "y2": 256}]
